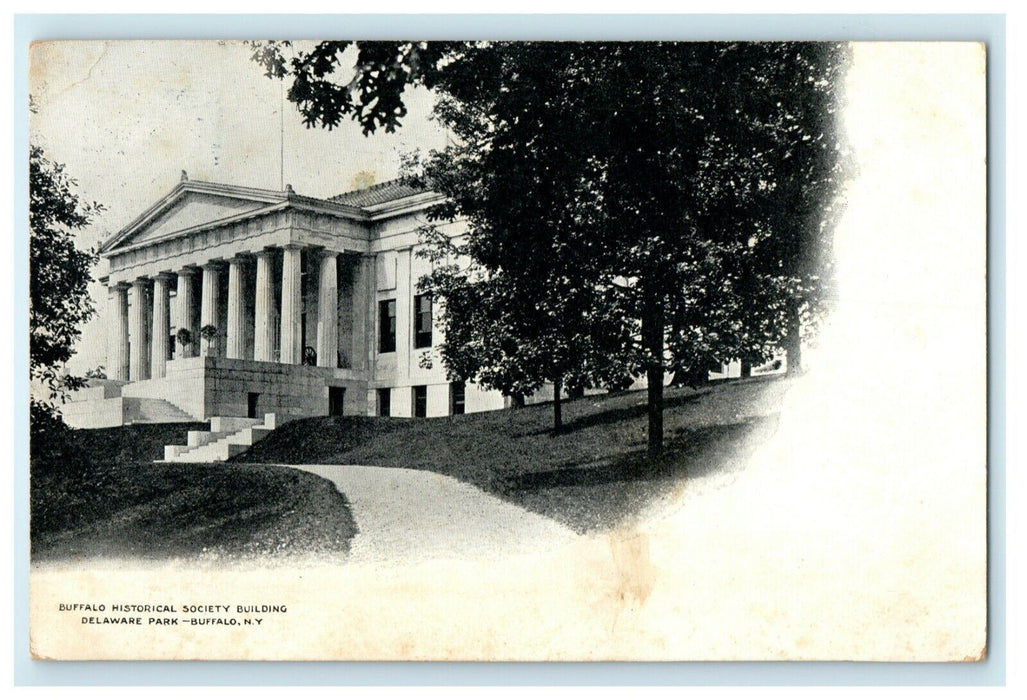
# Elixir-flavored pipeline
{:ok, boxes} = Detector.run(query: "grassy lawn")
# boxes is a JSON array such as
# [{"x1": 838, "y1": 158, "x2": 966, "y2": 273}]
[
  {"x1": 239, "y1": 376, "x2": 792, "y2": 533},
  {"x1": 31, "y1": 422, "x2": 357, "y2": 563}
]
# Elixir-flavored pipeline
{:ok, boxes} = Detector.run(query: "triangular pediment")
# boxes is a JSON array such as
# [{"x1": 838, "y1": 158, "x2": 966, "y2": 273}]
[
  {"x1": 100, "y1": 181, "x2": 287, "y2": 254},
  {"x1": 131, "y1": 192, "x2": 269, "y2": 244}
]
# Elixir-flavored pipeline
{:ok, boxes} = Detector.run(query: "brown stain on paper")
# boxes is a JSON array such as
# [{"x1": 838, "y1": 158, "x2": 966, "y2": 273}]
[
  {"x1": 963, "y1": 645, "x2": 986, "y2": 663},
  {"x1": 607, "y1": 531, "x2": 657, "y2": 608},
  {"x1": 350, "y1": 171, "x2": 377, "y2": 191}
]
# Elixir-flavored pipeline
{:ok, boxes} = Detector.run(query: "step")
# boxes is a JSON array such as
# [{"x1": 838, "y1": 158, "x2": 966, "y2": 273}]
[
  {"x1": 184, "y1": 441, "x2": 249, "y2": 462},
  {"x1": 163, "y1": 444, "x2": 189, "y2": 461},
  {"x1": 226, "y1": 426, "x2": 273, "y2": 445},
  {"x1": 161, "y1": 413, "x2": 279, "y2": 463},
  {"x1": 187, "y1": 429, "x2": 230, "y2": 448},
  {"x1": 126, "y1": 397, "x2": 195, "y2": 424},
  {"x1": 210, "y1": 416, "x2": 262, "y2": 433}
]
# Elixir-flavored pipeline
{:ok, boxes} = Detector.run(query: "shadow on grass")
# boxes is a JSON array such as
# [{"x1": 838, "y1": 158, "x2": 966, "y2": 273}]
[
  {"x1": 31, "y1": 424, "x2": 359, "y2": 564},
  {"x1": 236, "y1": 415, "x2": 407, "y2": 465},
  {"x1": 33, "y1": 467, "x2": 359, "y2": 564},
  {"x1": 504, "y1": 419, "x2": 753, "y2": 492},
  {"x1": 497, "y1": 415, "x2": 780, "y2": 533},
  {"x1": 514, "y1": 390, "x2": 709, "y2": 438}
]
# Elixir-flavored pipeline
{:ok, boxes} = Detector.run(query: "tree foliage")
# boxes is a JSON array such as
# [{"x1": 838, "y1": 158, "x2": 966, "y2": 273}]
[
  {"x1": 252, "y1": 40, "x2": 849, "y2": 453},
  {"x1": 29, "y1": 145, "x2": 101, "y2": 429}
]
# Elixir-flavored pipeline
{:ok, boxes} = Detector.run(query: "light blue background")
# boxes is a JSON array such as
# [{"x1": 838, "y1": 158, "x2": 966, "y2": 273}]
[{"x1": 13, "y1": 13, "x2": 1006, "y2": 686}]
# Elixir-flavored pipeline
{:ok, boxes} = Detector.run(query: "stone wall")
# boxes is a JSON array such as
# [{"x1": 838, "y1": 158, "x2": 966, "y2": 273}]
[
  {"x1": 120, "y1": 356, "x2": 369, "y2": 420},
  {"x1": 60, "y1": 396, "x2": 128, "y2": 429},
  {"x1": 201, "y1": 357, "x2": 367, "y2": 420}
]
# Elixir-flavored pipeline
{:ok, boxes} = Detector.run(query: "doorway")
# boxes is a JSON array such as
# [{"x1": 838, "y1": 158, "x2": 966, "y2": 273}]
[{"x1": 328, "y1": 387, "x2": 346, "y2": 417}]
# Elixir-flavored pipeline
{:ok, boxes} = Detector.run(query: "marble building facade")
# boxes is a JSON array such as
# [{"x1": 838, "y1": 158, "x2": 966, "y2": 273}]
[{"x1": 64, "y1": 174, "x2": 505, "y2": 428}]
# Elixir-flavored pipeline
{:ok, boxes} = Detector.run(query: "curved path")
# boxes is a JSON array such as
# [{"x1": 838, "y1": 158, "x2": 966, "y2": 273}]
[{"x1": 291, "y1": 464, "x2": 577, "y2": 565}]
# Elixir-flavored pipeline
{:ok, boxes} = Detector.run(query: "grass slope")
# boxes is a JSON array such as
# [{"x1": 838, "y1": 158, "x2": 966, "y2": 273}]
[
  {"x1": 31, "y1": 422, "x2": 357, "y2": 563},
  {"x1": 239, "y1": 376, "x2": 791, "y2": 533}
]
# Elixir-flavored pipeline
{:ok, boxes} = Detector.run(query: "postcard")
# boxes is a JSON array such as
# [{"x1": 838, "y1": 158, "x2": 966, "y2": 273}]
[{"x1": 27, "y1": 39, "x2": 986, "y2": 661}]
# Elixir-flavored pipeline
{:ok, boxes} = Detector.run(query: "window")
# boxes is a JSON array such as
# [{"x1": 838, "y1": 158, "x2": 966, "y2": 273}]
[
  {"x1": 414, "y1": 294, "x2": 433, "y2": 348},
  {"x1": 378, "y1": 299, "x2": 396, "y2": 353},
  {"x1": 378, "y1": 388, "x2": 391, "y2": 417},
  {"x1": 413, "y1": 385, "x2": 427, "y2": 418},
  {"x1": 450, "y1": 382, "x2": 465, "y2": 415}
]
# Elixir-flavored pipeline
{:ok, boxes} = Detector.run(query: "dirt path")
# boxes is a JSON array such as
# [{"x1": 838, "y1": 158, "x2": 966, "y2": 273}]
[{"x1": 291, "y1": 464, "x2": 577, "y2": 564}]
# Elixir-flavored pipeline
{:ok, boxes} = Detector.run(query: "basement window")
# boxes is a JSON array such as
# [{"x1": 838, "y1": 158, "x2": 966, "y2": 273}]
[
  {"x1": 450, "y1": 382, "x2": 465, "y2": 415},
  {"x1": 413, "y1": 385, "x2": 427, "y2": 418}
]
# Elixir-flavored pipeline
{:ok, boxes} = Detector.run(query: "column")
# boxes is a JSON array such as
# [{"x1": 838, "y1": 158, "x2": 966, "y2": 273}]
[
  {"x1": 175, "y1": 268, "x2": 195, "y2": 358},
  {"x1": 150, "y1": 274, "x2": 172, "y2": 379},
  {"x1": 128, "y1": 279, "x2": 148, "y2": 381},
  {"x1": 395, "y1": 248, "x2": 412, "y2": 380},
  {"x1": 280, "y1": 245, "x2": 303, "y2": 364},
  {"x1": 227, "y1": 256, "x2": 247, "y2": 359},
  {"x1": 316, "y1": 251, "x2": 339, "y2": 368},
  {"x1": 200, "y1": 262, "x2": 220, "y2": 356},
  {"x1": 254, "y1": 250, "x2": 275, "y2": 362},
  {"x1": 352, "y1": 255, "x2": 373, "y2": 372},
  {"x1": 107, "y1": 283, "x2": 129, "y2": 381}
]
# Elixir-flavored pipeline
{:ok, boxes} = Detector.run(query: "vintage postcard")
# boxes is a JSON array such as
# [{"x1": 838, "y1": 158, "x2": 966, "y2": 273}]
[{"x1": 26, "y1": 39, "x2": 986, "y2": 661}]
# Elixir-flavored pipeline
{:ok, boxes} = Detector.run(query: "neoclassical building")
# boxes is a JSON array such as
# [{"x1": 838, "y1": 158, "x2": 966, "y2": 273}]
[{"x1": 63, "y1": 173, "x2": 506, "y2": 429}]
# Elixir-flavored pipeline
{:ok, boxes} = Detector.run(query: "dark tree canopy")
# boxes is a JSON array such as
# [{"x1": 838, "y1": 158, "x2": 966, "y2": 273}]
[
  {"x1": 29, "y1": 145, "x2": 101, "y2": 426},
  {"x1": 253, "y1": 40, "x2": 849, "y2": 453}
]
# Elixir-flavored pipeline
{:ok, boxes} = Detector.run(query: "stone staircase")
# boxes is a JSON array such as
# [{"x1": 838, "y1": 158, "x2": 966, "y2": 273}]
[
  {"x1": 126, "y1": 397, "x2": 196, "y2": 425},
  {"x1": 62, "y1": 380, "x2": 200, "y2": 429},
  {"x1": 163, "y1": 413, "x2": 279, "y2": 463}
]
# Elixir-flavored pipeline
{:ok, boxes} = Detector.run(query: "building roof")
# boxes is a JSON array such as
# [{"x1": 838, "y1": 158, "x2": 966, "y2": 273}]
[
  {"x1": 99, "y1": 175, "x2": 438, "y2": 257},
  {"x1": 329, "y1": 178, "x2": 426, "y2": 208}
]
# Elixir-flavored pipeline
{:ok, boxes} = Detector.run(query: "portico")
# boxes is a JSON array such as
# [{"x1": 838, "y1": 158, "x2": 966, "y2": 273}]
[
  {"x1": 107, "y1": 246, "x2": 352, "y2": 377},
  {"x1": 93, "y1": 175, "x2": 376, "y2": 423},
  {"x1": 64, "y1": 173, "x2": 507, "y2": 430}
]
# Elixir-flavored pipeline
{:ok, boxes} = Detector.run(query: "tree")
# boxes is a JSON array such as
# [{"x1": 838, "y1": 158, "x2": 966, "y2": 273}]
[
  {"x1": 405, "y1": 43, "x2": 640, "y2": 433},
  {"x1": 29, "y1": 144, "x2": 102, "y2": 433},
  {"x1": 252, "y1": 41, "x2": 847, "y2": 456},
  {"x1": 705, "y1": 43, "x2": 849, "y2": 377},
  {"x1": 417, "y1": 224, "x2": 633, "y2": 433}
]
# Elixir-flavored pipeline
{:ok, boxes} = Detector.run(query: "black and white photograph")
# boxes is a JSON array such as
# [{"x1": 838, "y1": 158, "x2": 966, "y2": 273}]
[{"x1": 25, "y1": 37, "x2": 986, "y2": 661}]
